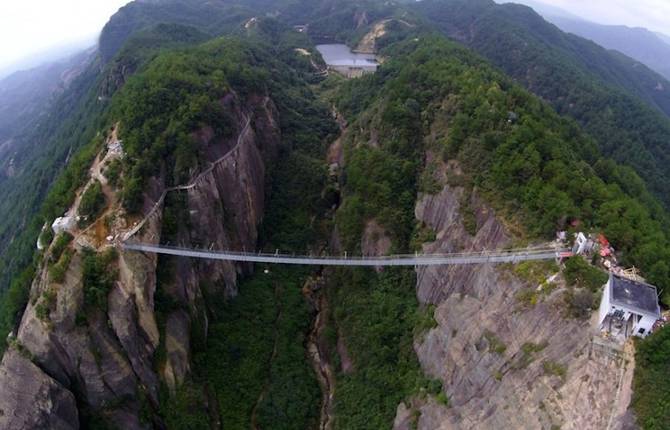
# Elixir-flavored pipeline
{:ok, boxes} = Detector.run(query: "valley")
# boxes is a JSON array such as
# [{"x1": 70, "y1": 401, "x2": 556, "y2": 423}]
[{"x1": 0, "y1": 1, "x2": 669, "y2": 429}]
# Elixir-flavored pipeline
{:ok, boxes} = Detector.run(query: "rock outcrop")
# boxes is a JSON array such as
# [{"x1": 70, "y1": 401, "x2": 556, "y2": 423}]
[
  {"x1": 0, "y1": 349, "x2": 79, "y2": 430},
  {"x1": 0, "y1": 92, "x2": 281, "y2": 428},
  {"x1": 395, "y1": 158, "x2": 634, "y2": 429}
]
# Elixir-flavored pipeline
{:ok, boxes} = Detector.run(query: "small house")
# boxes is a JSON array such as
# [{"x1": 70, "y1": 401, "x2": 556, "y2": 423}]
[
  {"x1": 572, "y1": 232, "x2": 593, "y2": 255},
  {"x1": 598, "y1": 273, "x2": 661, "y2": 340}
]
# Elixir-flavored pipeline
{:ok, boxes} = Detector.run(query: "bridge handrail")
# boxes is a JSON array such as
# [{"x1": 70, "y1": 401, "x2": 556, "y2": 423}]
[{"x1": 121, "y1": 242, "x2": 568, "y2": 265}]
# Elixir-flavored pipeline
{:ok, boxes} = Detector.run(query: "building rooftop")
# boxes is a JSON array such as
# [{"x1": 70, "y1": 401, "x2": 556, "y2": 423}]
[{"x1": 610, "y1": 274, "x2": 661, "y2": 317}]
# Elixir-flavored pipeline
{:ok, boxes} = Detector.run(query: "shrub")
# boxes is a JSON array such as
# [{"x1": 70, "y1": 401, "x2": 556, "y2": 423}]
[
  {"x1": 49, "y1": 249, "x2": 73, "y2": 283},
  {"x1": 39, "y1": 227, "x2": 54, "y2": 249},
  {"x1": 514, "y1": 261, "x2": 559, "y2": 285},
  {"x1": 460, "y1": 195, "x2": 477, "y2": 236},
  {"x1": 542, "y1": 360, "x2": 567, "y2": 380},
  {"x1": 483, "y1": 330, "x2": 507, "y2": 355},
  {"x1": 563, "y1": 289, "x2": 596, "y2": 320},
  {"x1": 50, "y1": 232, "x2": 73, "y2": 263},
  {"x1": 514, "y1": 341, "x2": 548, "y2": 369},
  {"x1": 78, "y1": 180, "x2": 106, "y2": 223},
  {"x1": 82, "y1": 248, "x2": 118, "y2": 312},
  {"x1": 516, "y1": 288, "x2": 539, "y2": 308},
  {"x1": 104, "y1": 159, "x2": 122, "y2": 188},
  {"x1": 632, "y1": 325, "x2": 670, "y2": 428},
  {"x1": 410, "y1": 222, "x2": 437, "y2": 252},
  {"x1": 435, "y1": 392, "x2": 450, "y2": 407},
  {"x1": 35, "y1": 289, "x2": 57, "y2": 323},
  {"x1": 563, "y1": 257, "x2": 607, "y2": 292},
  {"x1": 414, "y1": 305, "x2": 438, "y2": 337}
]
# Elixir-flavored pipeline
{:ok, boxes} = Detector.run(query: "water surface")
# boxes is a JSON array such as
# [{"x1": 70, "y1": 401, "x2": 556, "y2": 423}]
[{"x1": 315, "y1": 44, "x2": 377, "y2": 68}]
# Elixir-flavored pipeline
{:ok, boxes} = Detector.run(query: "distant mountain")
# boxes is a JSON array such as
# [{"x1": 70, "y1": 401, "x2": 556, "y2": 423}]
[
  {"x1": 545, "y1": 17, "x2": 670, "y2": 80},
  {"x1": 497, "y1": 0, "x2": 584, "y2": 21},
  {"x1": 656, "y1": 31, "x2": 670, "y2": 45},
  {"x1": 0, "y1": 49, "x2": 95, "y2": 177},
  {"x1": 0, "y1": 38, "x2": 96, "y2": 80},
  {"x1": 499, "y1": 0, "x2": 670, "y2": 80}
]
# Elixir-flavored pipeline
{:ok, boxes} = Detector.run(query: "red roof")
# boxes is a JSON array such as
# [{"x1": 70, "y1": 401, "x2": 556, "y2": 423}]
[{"x1": 597, "y1": 234, "x2": 610, "y2": 247}]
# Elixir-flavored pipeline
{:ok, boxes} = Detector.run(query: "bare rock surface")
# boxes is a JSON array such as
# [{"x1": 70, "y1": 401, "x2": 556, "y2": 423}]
[
  {"x1": 398, "y1": 163, "x2": 636, "y2": 429},
  {"x1": 163, "y1": 309, "x2": 191, "y2": 393},
  {"x1": 361, "y1": 219, "x2": 392, "y2": 257},
  {"x1": 0, "y1": 349, "x2": 79, "y2": 430}
]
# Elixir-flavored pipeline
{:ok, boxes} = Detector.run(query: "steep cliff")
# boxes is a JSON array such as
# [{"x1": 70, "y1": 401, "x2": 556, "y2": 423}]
[
  {"x1": 324, "y1": 30, "x2": 662, "y2": 429},
  {"x1": 393, "y1": 157, "x2": 634, "y2": 429},
  {"x1": 0, "y1": 91, "x2": 281, "y2": 428}
]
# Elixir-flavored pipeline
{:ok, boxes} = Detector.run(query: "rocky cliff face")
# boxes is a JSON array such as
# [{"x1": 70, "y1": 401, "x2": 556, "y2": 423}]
[
  {"x1": 394, "y1": 155, "x2": 635, "y2": 430},
  {"x1": 0, "y1": 92, "x2": 281, "y2": 429}
]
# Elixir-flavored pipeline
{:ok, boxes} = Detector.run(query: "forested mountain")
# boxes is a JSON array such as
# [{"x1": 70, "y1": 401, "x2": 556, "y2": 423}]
[
  {"x1": 415, "y1": 0, "x2": 670, "y2": 210},
  {"x1": 505, "y1": 0, "x2": 670, "y2": 80},
  {"x1": 543, "y1": 16, "x2": 670, "y2": 81},
  {"x1": 0, "y1": 0, "x2": 669, "y2": 429},
  {"x1": 0, "y1": 49, "x2": 93, "y2": 149}
]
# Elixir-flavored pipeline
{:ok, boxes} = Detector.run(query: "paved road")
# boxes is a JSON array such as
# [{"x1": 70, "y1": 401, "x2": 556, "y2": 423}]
[{"x1": 122, "y1": 243, "x2": 566, "y2": 266}]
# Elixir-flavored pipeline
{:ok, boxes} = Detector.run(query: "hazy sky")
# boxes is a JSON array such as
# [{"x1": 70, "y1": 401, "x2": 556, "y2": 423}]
[
  {"x1": 1, "y1": 0, "x2": 669, "y2": 75},
  {"x1": 516, "y1": 0, "x2": 670, "y2": 34},
  {"x1": 0, "y1": 0, "x2": 131, "y2": 72}
]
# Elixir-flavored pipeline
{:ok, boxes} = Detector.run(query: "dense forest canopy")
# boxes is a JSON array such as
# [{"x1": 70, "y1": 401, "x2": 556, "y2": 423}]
[{"x1": 414, "y1": 0, "x2": 670, "y2": 211}]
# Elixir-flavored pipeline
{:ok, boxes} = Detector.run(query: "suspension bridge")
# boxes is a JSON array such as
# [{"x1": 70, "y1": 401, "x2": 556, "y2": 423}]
[
  {"x1": 117, "y1": 100, "x2": 572, "y2": 267},
  {"x1": 121, "y1": 242, "x2": 571, "y2": 266}
]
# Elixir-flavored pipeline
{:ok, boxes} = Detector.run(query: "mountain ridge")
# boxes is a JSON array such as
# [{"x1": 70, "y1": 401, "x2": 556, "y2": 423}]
[{"x1": 0, "y1": 1, "x2": 669, "y2": 428}]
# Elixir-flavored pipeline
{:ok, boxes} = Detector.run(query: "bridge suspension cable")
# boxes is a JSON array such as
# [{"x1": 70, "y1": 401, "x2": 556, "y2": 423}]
[{"x1": 121, "y1": 242, "x2": 569, "y2": 267}]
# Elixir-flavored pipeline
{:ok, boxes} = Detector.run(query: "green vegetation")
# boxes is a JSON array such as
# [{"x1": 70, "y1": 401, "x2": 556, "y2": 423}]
[
  {"x1": 514, "y1": 341, "x2": 548, "y2": 370},
  {"x1": 416, "y1": 0, "x2": 670, "y2": 210},
  {"x1": 0, "y1": 21, "x2": 219, "y2": 355},
  {"x1": 328, "y1": 268, "x2": 431, "y2": 429},
  {"x1": 414, "y1": 305, "x2": 438, "y2": 337},
  {"x1": 190, "y1": 269, "x2": 319, "y2": 429},
  {"x1": 158, "y1": 381, "x2": 210, "y2": 429},
  {"x1": 34, "y1": 289, "x2": 56, "y2": 323},
  {"x1": 118, "y1": 20, "x2": 337, "y2": 427},
  {"x1": 49, "y1": 232, "x2": 73, "y2": 263},
  {"x1": 632, "y1": 326, "x2": 670, "y2": 429},
  {"x1": 483, "y1": 330, "x2": 507, "y2": 355},
  {"x1": 104, "y1": 159, "x2": 122, "y2": 188},
  {"x1": 563, "y1": 257, "x2": 608, "y2": 291},
  {"x1": 435, "y1": 391, "x2": 450, "y2": 407},
  {"x1": 514, "y1": 261, "x2": 559, "y2": 286},
  {"x1": 78, "y1": 181, "x2": 106, "y2": 224},
  {"x1": 0, "y1": 267, "x2": 35, "y2": 351},
  {"x1": 460, "y1": 193, "x2": 478, "y2": 236},
  {"x1": 563, "y1": 288, "x2": 597, "y2": 320},
  {"x1": 81, "y1": 248, "x2": 118, "y2": 313},
  {"x1": 329, "y1": 28, "x2": 670, "y2": 428},
  {"x1": 561, "y1": 257, "x2": 608, "y2": 319},
  {"x1": 49, "y1": 249, "x2": 73, "y2": 284},
  {"x1": 410, "y1": 222, "x2": 437, "y2": 252},
  {"x1": 2, "y1": 1, "x2": 670, "y2": 426},
  {"x1": 339, "y1": 35, "x2": 670, "y2": 305},
  {"x1": 418, "y1": 162, "x2": 441, "y2": 195},
  {"x1": 515, "y1": 288, "x2": 539, "y2": 308},
  {"x1": 542, "y1": 360, "x2": 567, "y2": 381}
]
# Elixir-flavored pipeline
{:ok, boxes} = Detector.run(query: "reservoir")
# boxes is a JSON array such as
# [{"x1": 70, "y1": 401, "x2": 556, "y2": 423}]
[{"x1": 315, "y1": 44, "x2": 378, "y2": 77}]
